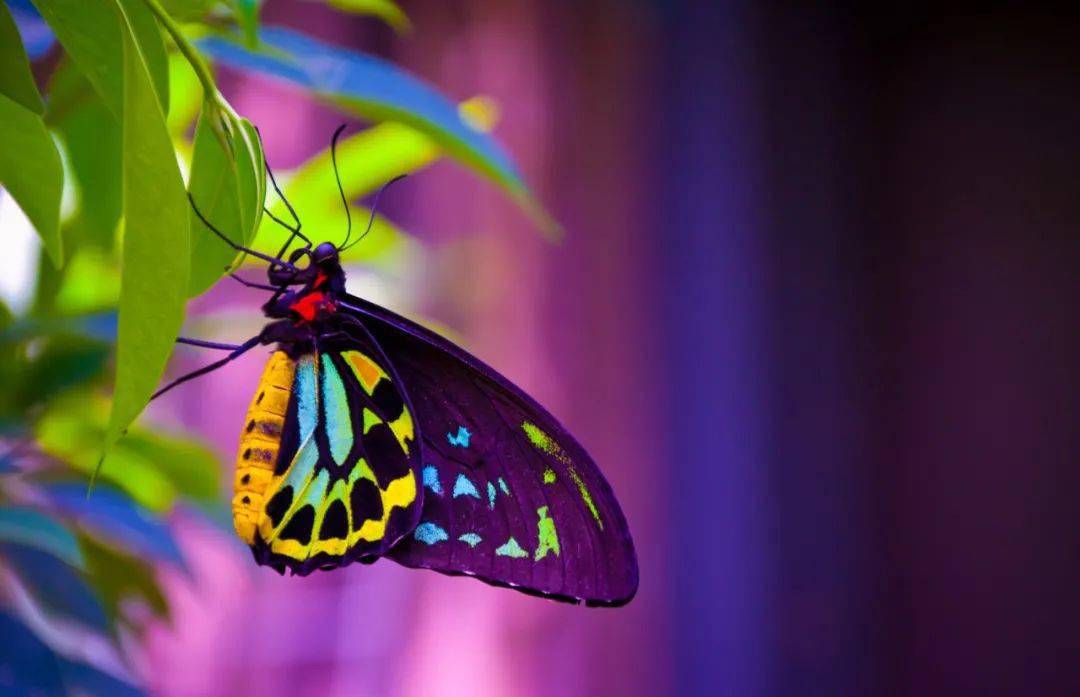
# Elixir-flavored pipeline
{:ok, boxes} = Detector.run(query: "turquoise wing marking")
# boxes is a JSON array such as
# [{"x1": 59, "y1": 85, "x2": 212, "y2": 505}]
[
  {"x1": 296, "y1": 356, "x2": 318, "y2": 439},
  {"x1": 265, "y1": 356, "x2": 322, "y2": 539},
  {"x1": 320, "y1": 354, "x2": 354, "y2": 465}
]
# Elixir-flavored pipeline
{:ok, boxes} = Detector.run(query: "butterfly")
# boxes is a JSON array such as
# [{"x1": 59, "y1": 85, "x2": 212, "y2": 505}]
[{"x1": 156, "y1": 127, "x2": 638, "y2": 606}]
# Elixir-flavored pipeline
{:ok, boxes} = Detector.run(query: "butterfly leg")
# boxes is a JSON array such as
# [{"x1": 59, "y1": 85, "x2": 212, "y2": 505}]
[
  {"x1": 226, "y1": 272, "x2": 281, "y2": 292},
  {"x1": 152, "y1": 334, "x2": 263, "y2": 400}
]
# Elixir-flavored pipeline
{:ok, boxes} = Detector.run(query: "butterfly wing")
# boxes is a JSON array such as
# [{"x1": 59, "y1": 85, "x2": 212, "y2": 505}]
[
  {"x1": 340, "y1": 296, "x2": 638, "y2": 606},
  {"x1": 233, "y1": 348, "x2": 423, "y2": 576}
]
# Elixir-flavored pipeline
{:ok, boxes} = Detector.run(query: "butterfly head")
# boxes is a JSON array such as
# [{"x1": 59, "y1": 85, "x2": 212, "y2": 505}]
[
  {"x1": 265, "y1": 242, "x2": 343, "y2": 289},
  {"x1": 312, "y1": 241, "x2": 340, "y2": 269}
]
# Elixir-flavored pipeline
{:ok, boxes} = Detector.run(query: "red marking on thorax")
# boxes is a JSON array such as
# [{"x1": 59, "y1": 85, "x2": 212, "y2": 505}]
[{"x1": 290, "y1": 291, "x2": 335, "y2": 322}]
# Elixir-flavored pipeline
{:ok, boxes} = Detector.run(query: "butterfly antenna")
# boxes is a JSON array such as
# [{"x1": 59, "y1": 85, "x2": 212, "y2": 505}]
[
  {"x1": 340, "y1": 174, "x2": 408, "y2": 253},
  {"x1": 188, "y1": 193, "x2": 299, "y2": 272},
  {"x1": 266, "y1": 159, "x2": 301, "y2": 232},
  {"x1": 331, "y1": 124, "x2": 353, "y2": 249},
  {"x1": 255, "y1": 127, "x2": 311, "y2": 261}
]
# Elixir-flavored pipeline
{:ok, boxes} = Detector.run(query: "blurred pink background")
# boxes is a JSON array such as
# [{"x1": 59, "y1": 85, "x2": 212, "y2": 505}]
[{"x1": 135, "y1": 2, "x2": 1080, "y2": 696}]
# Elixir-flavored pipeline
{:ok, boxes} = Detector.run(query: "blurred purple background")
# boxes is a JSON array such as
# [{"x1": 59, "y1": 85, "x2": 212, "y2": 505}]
[{"x1": 142, "y1": 2, "x2": 1080, "y2": 695}]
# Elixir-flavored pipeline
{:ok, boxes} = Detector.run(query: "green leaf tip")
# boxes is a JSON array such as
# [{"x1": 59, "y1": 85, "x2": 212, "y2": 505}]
[
  {"x1": 87, "y1": 453, "x2": 106, "y2": 498},
  {"x1": 187, "y1": 111, "x2": 266, "y2": 295},
  {"x1": 105, "y1": 0, "x2": 191, "y2": 451},
  {"x1": 0, "y1": 1, "x2": 46, "y2": 114},
  {"x1": 0, "y1": 93, "x2": 64, "y2": 266}
]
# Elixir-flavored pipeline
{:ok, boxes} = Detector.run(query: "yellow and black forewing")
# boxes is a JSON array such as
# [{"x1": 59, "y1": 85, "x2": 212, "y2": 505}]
[{"x1": 233, "y1": 349, "x2": 422, "y2": 575}]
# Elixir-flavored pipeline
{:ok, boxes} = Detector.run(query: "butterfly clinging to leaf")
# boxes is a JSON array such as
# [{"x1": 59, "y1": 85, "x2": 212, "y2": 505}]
[{"x1": 156, "y1": 126, "x2": 638, "y2": 606}]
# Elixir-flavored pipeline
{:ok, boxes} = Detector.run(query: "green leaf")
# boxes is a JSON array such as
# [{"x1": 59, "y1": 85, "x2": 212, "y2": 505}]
[
  {"x1": 312, "y1": 0, "x2": 410, "y2": 32},
  {"x1": 186, "y1": 114, "x2": 243, "y2": 294},
  {"x1": 105, "y1": 3, "x2": 190, "y2": 454},
  {"x1": 0, "y1": 92, "x2": 64, "y2": 265},
  {"x1": 227, "y1": 0, "x2": 261, "y2": 47},
  {"x1": 273, "y1": 121, "x2": 434, "y2": 215},
  {"x1": 233, "y1": 117, "x2": 266, "y2": 257},
  {"x1": 166, "y1": 52, "x2": 203, "y2": 138},
  {"x1": 14, "y1": 337, "x2": 111, "y2": 412},
  {"x1": 186, "y1": 112, "x2": 265, "y2": 295},
  {"x1": 122, "y1": 0, "x2": 171, "y2": 115},
  {"x1": 45, "y1": 483, "x2": 185, "y2": 566},
  {"x1": 52, "y1": 249, "x2": 122, "y2": 313},
  {"x1": 37, "y1": 395, "x2": 221, "y2": 512},
  {"x1": 119, "y1": 430, "x2": 220, "y2": 504},
  {"x1": 78, "y1": 532, "x2": 169, "y2": 623},
  {"x1": 160, "y1": 0, "x2": 217, "y2": 22},
  {"x1": 254, "y1": 112, "x2": 486, "y2": 264},
  {"x1": 0, "y1": 1, "x2": 45, "y2": 114},
  {"x1": 48, "y1": 61, "x2": 122, "y2": 251},
  {"x1": 254, "y1": 201, "x2": 407, "y2": 266},
  {"x1": 200, "y1": 28, "x2": 560, "y2": 238},
  {"x1": 0, "y1": 507, "x2": 84, "y2": 569},
  {"x1": 30, "y1": 0, "x2": 170, "y2": 118}
]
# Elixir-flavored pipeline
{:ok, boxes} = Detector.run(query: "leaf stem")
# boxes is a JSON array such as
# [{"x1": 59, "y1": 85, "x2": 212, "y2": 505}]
[{"x1": 137, "y1": 0, "x2": 238, "y2": 120}]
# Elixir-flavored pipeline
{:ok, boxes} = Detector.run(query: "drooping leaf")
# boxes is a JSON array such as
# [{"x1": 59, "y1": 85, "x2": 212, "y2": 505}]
[
  {"x1": 119, "y1": 0, "x2": 170, "y2": 116},
  {"x1": 47, "y1": 61, "x2": 122, "y2": 250},
  {"x1": 0, "y1": 506, "x2": 84, "y2": 569},
  {"x1": 0, "y1": 292, "x2": 12, "y2": 330},
  {"x1": 186, "y1": 110, "x2": 265, "y2": 295},
  {"x1": 30, "y1": 0, "x2": 170, "y2": 118},
  {"x1": 0, "y1": 1, "x2": 45, "y2": 114},
  {"x1": 1, "y1": 544, "x2": 110, "y2": 633},
  {"x1": 235, "y1": 117, "x2": 266, "y2": 246},
  {"x1": 45, "y1": 483, "x2": 185, "y2": 567},
  {"x1": 309, "y1": 0, "x2": 410, "y2": 32},
  {"x1": 200, "y1": 27, "x2": 560, "y2": 238},
  {"x1": 0, "y1": 311, "x2": 117, "y2": 345},
  {"x1": 254, "y1": 201, "x2": 407, "y2": 266},
  {"x1": 226, "y1": 0, "x2": 261, "y2": 47},
  {"x1": 186, "y1": 113, "x2": 244, "y2": 293},
  {"x1": 262, "y1": 96, "x2": 499, "y2": 230},
  {"x1": 166, "y1": 51, "x2": 203, "y2": 138},
  {"x1": 78, "y1": 532, "x2": 169, "y2": 622},
  {"x1": 37, "y1": 397, "x2": 220, "y2": 512},
  {"x1": 105, "y1": 4, "x2": 191, "y2": 452},
  {"x1": 0, "y1": 92, "x2": 63, "y2": 265},
  {"x1": 38, "y1": 418, "x2": 175, "y2": 513},
  {"x1": 160, "y1": 0, "x2": 217, "y2": 22},
  {"x1": 269, "y1": 122, "x2": 431, "y2": 219},
  {"x1": 15, "y1": 337, "x2": 111, "y2": 412},
  {"x1": 118, "y1": 430, "x2": 220, "y2": 505},
  {"x1": 254, "y1": 102, "x2": 493, "y2": 263},
  {"x1": 52, "y1": 251, "x2": 122, "y2": 314},
  {"x1": 118, "y1": 0, "x2": 170, "y2": 115}
]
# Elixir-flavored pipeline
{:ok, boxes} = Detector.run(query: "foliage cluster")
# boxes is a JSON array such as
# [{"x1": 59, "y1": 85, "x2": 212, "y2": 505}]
[{"x1": 0, "y1": 0, "x2": 543, "y2": 691}]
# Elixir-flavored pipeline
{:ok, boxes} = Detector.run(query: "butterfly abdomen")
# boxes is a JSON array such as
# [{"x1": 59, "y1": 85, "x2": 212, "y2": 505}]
[{"x1": 233, "y1": 351, "x2": 296, "y2": 544}]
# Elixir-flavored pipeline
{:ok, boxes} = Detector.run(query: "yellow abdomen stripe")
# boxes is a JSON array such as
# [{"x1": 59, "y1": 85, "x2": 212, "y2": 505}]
[{"x1": 232, "y1": 351, "x2": 295, "y2": 544}]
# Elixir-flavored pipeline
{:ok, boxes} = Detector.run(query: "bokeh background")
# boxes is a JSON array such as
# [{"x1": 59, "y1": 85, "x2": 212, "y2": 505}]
[{"x1": 3, "y1": 1, "x2": 1080, "y2": 696}]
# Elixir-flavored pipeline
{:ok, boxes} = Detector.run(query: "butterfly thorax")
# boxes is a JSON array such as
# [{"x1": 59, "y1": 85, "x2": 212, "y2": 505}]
[{"x1": 262, "y1": 252, "x2": 346, "y2": 327}]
